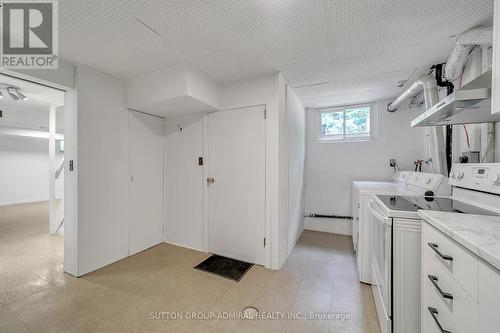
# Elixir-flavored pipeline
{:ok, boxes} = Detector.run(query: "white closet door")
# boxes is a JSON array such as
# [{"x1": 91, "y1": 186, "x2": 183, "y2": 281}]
[
  {"x1": 128, "y1": 110, "x2": 164, "y2": 255},
  {"x1": 208, "y1": 105, "x2": 266, "y2": 265}
]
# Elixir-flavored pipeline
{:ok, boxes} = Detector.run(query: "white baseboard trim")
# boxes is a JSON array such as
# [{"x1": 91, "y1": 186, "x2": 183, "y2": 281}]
[
  {"x1": 304, "y1": 216, "x2": 352, "y2": 235},
  {"x1": 0, "y1": 198, "x2": 48, "y2": 206},
  {"x1": 163, "y1": 240, "x2": 205, "y2": 253}
]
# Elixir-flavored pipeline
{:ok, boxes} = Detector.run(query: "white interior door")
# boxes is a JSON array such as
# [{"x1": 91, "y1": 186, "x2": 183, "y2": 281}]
[
  {"x1": 129, "y1": 110, "x2": 164, "y2": 255},
  {"x1": 208, "y1": 105, "x2": 266, "y2": 265}
]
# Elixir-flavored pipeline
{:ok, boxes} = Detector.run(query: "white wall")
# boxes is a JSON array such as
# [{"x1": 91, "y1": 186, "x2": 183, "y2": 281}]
[
  {"x1": 76, "y1": 66, "x2": 129, "y2": 276},
  {"x1": 220, "y1": 75, "x2": 277, "y2": 108},
  {"x1": 164, "y1": 113, "x2": 205, "y2": 251},
  {"x1": 278, "y1": 76, "x2": 288, "y2": 265},
  {"x1": 0, "y1": 137, "x2": 49, "y2": 205},
  {"x1": 277, "y1": 73, "x2": 307, "y2": 265},
  {"x1": 304, "y1": 102, "x2": 424, "y2": 234},
  {"x1": 282, "y1": 80, "x2": 306, "y2": 259},
  {"x1": 186, "y1": 67, "x2": 220, "y2": 108}
]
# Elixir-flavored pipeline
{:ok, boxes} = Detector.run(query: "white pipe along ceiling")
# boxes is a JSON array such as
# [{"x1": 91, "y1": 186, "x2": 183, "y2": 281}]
[
  {"x1": 445, "y1": 26, "x2": 493, "y2": 82},
  {"x1": 387, "y1": 75, "x2": 448, "y2": 176}
]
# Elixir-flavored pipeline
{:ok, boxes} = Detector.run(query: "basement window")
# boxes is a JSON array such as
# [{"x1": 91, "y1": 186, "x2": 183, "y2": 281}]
[{"x1": 316, "y1": 105, "x2": 372, "y2": 142}]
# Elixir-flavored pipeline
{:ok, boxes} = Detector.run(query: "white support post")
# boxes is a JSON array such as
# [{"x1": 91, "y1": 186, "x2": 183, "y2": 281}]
[{"x1": 48, "y1": 105, "x2": 57, "y2": 234}]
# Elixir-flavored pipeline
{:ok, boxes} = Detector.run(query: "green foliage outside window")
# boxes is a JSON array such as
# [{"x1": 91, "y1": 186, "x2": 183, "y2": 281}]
[{"x1": 319, "y1": 106, "x2": 370, "y2": 140}]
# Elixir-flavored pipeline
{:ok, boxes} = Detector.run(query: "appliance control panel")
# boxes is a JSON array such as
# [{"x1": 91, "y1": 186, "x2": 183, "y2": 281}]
[
  {"x1": 407, "y1": 172, "x2": 451, "y2": 194},
  {"x1": 408, "y1": 172, "x2": 438, "y2": 189},
  {"x1": 449, "y1": 163, "x2": 500, "y2": 194},
  {"x1": 392, "y1": 171, "x2": 413, "y2": 183}
]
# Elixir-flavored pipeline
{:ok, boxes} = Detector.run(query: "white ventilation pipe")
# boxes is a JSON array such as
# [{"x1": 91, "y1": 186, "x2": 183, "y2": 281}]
[
  {"x1": 387, "y1": 74, "x2": 437, "y2": 112},
  {"x1": 425, "y1": 93, "x2": 447, "y2": 178},
  {"x1": 429, "y1": 128, "x2": 447, "y2": 177},
  {"x1": 481, "y1": 123, "x2": 495, "y2": 163},
  {"x1": 445, "y1": 26, "x2": 493, "y2": 82},
  {"x1": 387, "y1": 74, "x2": 447, "y2": 176}
]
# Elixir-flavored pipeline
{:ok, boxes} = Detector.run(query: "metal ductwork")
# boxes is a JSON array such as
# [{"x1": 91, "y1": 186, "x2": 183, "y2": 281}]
[
  {"x1": 387, "y1": 74, "x2": 437, "y2": 112},
  {"x1": 387, "y1": 74, "x2": 448, "y2": 176},
  {"x1": 445, "y1": 26, "x2": 493, "y2": 82}
]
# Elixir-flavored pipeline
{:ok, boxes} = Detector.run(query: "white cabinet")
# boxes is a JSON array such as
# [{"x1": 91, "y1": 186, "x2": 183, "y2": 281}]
[
  {"x1": 421, "y1": 221, "x2": 500, "y2": 333},
  {"x1": 422, "y1": 222, "x2": 478, "y2": 300},
  {"x1": 493, "y1": 0, "x2": 500, "y2": 114},
  {"x1": 478, "y1": 261, "x2": 500, "y2": 332}
]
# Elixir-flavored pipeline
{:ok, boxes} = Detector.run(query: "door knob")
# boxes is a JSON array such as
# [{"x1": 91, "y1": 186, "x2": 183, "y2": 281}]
[{"x1": 207, "y1": 177, "x2": 215, "y2": 184}]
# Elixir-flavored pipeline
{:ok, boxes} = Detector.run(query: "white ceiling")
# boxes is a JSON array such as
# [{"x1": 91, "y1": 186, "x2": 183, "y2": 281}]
[
  {"x1": 58, "y1": 0, "x2": 493, "y2": 107},
  {"x1": 0, "y1": 74, "x2": 65, "y2": 131},
  {"x1": 0, "y1": 74, "x2": 64, "y2": 108}
]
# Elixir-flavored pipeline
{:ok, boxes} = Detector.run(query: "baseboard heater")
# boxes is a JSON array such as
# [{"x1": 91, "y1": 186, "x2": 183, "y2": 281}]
[{"x1": 305, "y1": 213, "x2": 352, "y2": 220}]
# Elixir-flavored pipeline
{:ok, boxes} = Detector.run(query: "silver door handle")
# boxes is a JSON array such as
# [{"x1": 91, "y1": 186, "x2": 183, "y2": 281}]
[
  {"x1": 428, "y1": 275, "x2": 453, "y2": 300},
  {"x1": 428, "y1": 243, "x2": 453, "y2": 262},
  {"x1": 428, "y1": 307, "x2": 451, "y2": 333}
]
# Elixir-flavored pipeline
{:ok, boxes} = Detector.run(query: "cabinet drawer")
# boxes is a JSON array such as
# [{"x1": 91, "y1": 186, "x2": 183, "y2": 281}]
[
  {"x1": 422, "y1": 222, "x2": 478, "y2": 300},
  {"x1": 478, "y1": 261, "x2": 500, "y2": 333},
  {"x1": 423, "y1": 276, "x2": 465, "y2": 333},
  {"x1": 423, "y1": 250, "x2": 479, "y2": 332}
]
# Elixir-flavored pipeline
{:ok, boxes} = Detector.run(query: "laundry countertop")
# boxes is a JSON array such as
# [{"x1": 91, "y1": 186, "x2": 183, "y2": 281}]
[{"x1": 418, "y1": 210, "x2": 500, "y2": 272}]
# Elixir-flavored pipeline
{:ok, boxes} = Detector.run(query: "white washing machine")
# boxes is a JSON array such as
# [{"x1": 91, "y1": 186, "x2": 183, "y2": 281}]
[
  {"x1": 352, "y1": 171, "x2": 413, "y2": 248},
  {"x1": 352, "y1": 171, "x2": 450, "y2": 284}
]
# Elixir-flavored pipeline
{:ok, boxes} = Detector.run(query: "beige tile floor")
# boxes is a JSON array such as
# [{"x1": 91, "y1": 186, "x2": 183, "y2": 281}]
[{"x1": 0, "y1": 202, "x2": 380, "y2": 333}]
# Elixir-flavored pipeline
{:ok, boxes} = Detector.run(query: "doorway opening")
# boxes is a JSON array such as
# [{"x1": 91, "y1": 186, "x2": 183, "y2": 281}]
[{"x1": 0, "y1": 73, "x2": 67, "y2": 303}]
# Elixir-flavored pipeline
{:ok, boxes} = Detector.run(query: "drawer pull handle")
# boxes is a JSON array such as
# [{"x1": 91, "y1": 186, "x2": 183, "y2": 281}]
[
  {"x1": 428, "y1": 243, "x2": 454, "y2": 261},
  {"x1": 428, "y1": 275, "x2": 454, "y2": 300},
  {"x1": 428, "y1": 307, "x2": 451, "y2": 333}
]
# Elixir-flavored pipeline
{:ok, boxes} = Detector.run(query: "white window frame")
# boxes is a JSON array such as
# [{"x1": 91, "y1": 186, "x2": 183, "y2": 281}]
[{"x1": 314, "y1": 103, "x2": 375, "y2": 143}]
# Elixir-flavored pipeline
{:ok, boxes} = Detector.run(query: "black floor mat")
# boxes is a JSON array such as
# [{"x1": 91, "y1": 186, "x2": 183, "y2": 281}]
[{"x1": 194, "y1": 255, "x2": 253, "y2": 282}]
